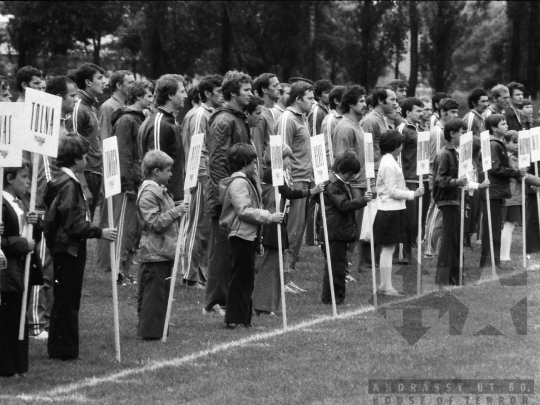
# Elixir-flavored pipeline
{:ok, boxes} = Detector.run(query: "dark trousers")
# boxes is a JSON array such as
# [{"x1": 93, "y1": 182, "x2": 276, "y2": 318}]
[
  {"x1": 0, "y1": 292, "x2": 29, "y2": 375},
  {"x1": 526, "y1": 195, "x2": 540, "y2": 254},
  {"x1": 48, "y1": 247, "x2": 86, "y2": 359},
  {"x1": 480, "y1": 199, "x2": 503, "y2": 268},
  {"x1": 204, "y1": 217, "x2": 232, "y2": 311},
  {"x1": 403, "y1": 183, "x2": 419, "y2": 262},
  {"x1": 321, "y1": 241, "x2": 348, "y2": 304},
  {"x1": 225, "y1": 237, "x2": 255, "y2": 325},
  {"x1": 421, "y1": 181, "x2": 431, "y2": 237},
  {"x1": 436, "y1": 206, "x2": 461, "y2": 286},
  {"x1": 137, "y1": 261, "x2": 172, "y2": 339},
  {"x1": 84, "y1": 172, "x2": 102, "y2": 221}
]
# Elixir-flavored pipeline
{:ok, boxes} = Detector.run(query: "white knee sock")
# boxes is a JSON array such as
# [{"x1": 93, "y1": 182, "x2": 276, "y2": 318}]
[
  {"x1": 379, "y1": 245, "x2": 395, "y2": 291},
  {"x1": 500, "y1": 222, "x2": 515, "y2": 261}
]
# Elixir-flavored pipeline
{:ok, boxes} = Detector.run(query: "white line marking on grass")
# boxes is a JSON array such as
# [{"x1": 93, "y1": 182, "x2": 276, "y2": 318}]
[{"x1": 5, "y1": 269, "x2": 527, "y2": 403}]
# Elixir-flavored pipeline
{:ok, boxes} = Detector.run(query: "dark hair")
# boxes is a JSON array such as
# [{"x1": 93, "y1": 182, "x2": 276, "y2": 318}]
[
  {"x1": 155, "y1": 75, "x2": 186, "y2": 107},
  {"x1": 127, "y1": 81, "x2": 152, "y2": 105},
  {"x1": 45, "y1": 76, "x2": 75, "y2": 98},
  {"x1": 332, "y1": 151, "x2": 360, "y2": 175},
  {"x1": 365, "y1": 95, "x2": 373, "y2": 109},
  {"x1": 504, "y1": 130, "x2": 518, "y2": 143},
  {"x1": 506, "y1": 81, "x2": 525, "y2": 98},
  {"x1": 380, "y1": 130, "x2": 405, "y2": 154},
  {"x1": 4, "y1": 160, "x2": 30, "y2": 185},
  {"x1": 244, "y1": 95, "x2": 264, "y2": 114},
  {"x1": 199, "y1": 74, "x2": 223, "y2": 102},
  {"x1": 401, "y1": 97, "x2": 424, "y2": 116},
  {"x1": 74, "y1": 63, "x2": 104, "y2": 90},
  {"x1": 56, "y1": 133, "x2": 90, "y2": 168},
  {"x1": 432, "y1": 92, "x2": 450, "y2": 108},
  {"x1": 66, "y1": 69, "x2": 77, "y2": 83},
  {"x1": 372, "y1": 87, "x2": 391, "y2": 106},
  {"x1": 328, "y1": 86, "x2": 347, "y2": 110},
  {"x1": 142, "y1": 150, "x2": 174, "y2": 177},
  {"x1": 440, "y1": 98, "x2": 460, "y2": 112},
  {"x1": 467, "y1": 88, "x2": 488, "y2": 109},
  {"x1": 226, "y1": 143, "x2": 257, "y2": 173},
  {"x1": 16, "y1": 65, "x2": 42, "y2": 92},
  {"x1": 341, "y1": 85, "x2": 367, "y2": 113},
  {"x1": 387, "y1": 79, "x2": 408, "y2": 92},
  {"x1": 253, "y1": 73, "x2": 277, "y2": 98},
  {"x1": 288, "y1": 81, "x2": 313, "y2": 106},
  {"x1": 110, "y1": 70, "x2": 133, "y2": 92},
  {"x1": 186, "y1": 86, "x2": 200, "y2": 106},
  {"x1": 0, "y1": 76, "x2": 8, "y2": 91},
  {"x1": 485, "y1": 114, "x2": 505, "y2": 135},
  {"x1": 443, "y1": 118, "x2": 466, "y2": 142},
  {"x1": 313, "y1": 79, "x2": 333, "y2": 100},
  {"x1": 222, "y1": 70, "x2": 252, "y2": 101},
  {"x1": 278, "y1": 83, "x2": 291, "y2": 96}
]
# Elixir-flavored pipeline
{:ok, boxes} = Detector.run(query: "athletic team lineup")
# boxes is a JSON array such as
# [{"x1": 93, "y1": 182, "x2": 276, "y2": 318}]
[{"x1": 0, "y1": 64, "x2": 539, "y2": 377}]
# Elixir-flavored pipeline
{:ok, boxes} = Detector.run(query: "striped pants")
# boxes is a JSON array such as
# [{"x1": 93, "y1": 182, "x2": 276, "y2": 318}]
[{"x1": 27, "y1": 237, "x2": 53, "y2": 335}]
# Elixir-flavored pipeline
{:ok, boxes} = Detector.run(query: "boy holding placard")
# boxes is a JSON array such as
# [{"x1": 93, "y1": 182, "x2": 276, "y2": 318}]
[{"x1": 479, "y1": 115, "x2": 526, "y2": 269}]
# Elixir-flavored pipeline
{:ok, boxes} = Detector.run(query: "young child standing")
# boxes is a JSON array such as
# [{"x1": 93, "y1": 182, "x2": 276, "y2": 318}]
[
  {"x1": 0, "y1": 163, "x2": 40, "y2": 377},
  {"x1": 219, "y1": 143, "x2": 283, "y2": 329},
  {"x1": 44, "y1": 134, "x2": 117, "y2": 360},
  {"x1": 433, "y1": 119, "x2": 489, "y2": 287},
  {"x1": 136, "y1": 150, "x2": 189, "y2": 340},
  {"x1": 319, "y1": 151, "x2": 371, "y2": 304},
  {"x1": 374, "y1": 130, "x2": 424, "y2": 296},
  {"x1": 253, "y1": 144, "x2": 323, "y2": 316}
]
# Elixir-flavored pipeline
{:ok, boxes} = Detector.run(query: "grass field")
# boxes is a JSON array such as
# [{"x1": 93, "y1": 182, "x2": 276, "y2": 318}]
[{"x1": 0, "y1": 220, "x2": 538, "y2": 404}]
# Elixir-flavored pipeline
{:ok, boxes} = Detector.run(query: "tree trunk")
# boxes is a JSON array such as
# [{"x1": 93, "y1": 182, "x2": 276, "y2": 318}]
[
  {"x1": 360, "y1": 1, "x2": 371, "y2": 88},
  {"x1": 394, "y1": 46, "x2": 400, "y2": 79},
  {"x1": 92, "y1": 35, "x2": 101, "y2": 66},
  {"x1": 220, "y1": 1, "x2": 232, "y2": 74},
  {"x1": 510, "y1": 16, "x2": 521, "y2": 81},
  {"x1": 527, "y1": 0, "x2": 539, "y2": 99},
  {"x1": 308, "y1": 1, "x2": 316, "y2": 80},
  {"x1": 408, "y1": 0, "x2": 418, "y2": 97}
]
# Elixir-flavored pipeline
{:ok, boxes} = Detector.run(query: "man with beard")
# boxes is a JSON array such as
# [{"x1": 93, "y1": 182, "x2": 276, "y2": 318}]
[
  {"x1": 273, "y1": 83, "x2": 290, "y2": 121},
  {"x1": 463, "y1": 88, "x2": 489, "y2": 137},
  {"x1": 204, "y1": 71, "x2": 253, "y2": 314},
  {"x1": 505, "y1": 82, "x2": 525, "y2": 131}
]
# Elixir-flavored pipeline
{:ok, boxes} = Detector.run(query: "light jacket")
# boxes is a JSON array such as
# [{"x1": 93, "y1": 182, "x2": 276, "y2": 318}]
[
  {"x1": 376, "y1": 153, "x2": 414, "y2": 211},
  {"x1": 483, "y1": 135, "x2": 521, "y2": 200},
  {"x1": 219, "y1": 172, "x2": 272, "y2": 241},
  {"x1": 136, "y1": 180, "x2": 181, "y2": 262}
]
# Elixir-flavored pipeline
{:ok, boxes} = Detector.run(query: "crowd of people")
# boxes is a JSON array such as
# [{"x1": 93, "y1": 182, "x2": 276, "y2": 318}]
[{"x1": 1, "y1": 64, "x2": 539, "y2": 378}]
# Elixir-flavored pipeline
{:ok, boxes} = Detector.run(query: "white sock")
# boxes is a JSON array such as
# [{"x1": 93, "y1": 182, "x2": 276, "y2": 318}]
[
  {"x1": 379, "y1": 245, "x2": 395, "y2": 291},
  {"x1": 500, "y1": 222, "x2": 515, "y2": 261}
]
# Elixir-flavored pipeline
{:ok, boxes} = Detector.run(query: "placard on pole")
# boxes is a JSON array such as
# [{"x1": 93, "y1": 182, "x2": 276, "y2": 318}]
[
  {"x1": 458, "y1": 131, "x2": 474, "y2": 286},
  {"x1": 530, "y1": 127, "x2": 540, "y2": 260},
  {"x1": 519, "y1": 130, "x2": 531, "y2": 271},
  {"x1": 416, "y1": 130, "x2": 430, "y2": 296},
  {"x1": 363, "y1": 132, "x2": 377, "y2": 307},
  {"x1": 480, "y1": 130, "x2": 496, "y2": 280}
]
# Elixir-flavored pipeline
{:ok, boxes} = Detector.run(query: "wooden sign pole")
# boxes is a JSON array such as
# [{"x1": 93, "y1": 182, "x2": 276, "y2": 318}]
[
  {"x1": 485, "y1": 188, "x2": 497, "y2": 279},
  {"x1": 523, "y1": 177, "x2": 527, "y2": 270},
  {"x1": 320, "y1": 193, "x2": 337, "y2": 316},
  {"x1": 108, "y1": 197, "x2": 121, "y2": 362},
  {"x1": 459, "y1": 188, "x2": 465, "y2": 286},
  {"x1": 275, "y1": 189, "x2": 287, "y2": 329},
  {"x1": 417, "y1": 175, "x2": 422, "y2": 296},
  {"x1": 367, "y1": 184, "x2": 377, "y2": 308}
]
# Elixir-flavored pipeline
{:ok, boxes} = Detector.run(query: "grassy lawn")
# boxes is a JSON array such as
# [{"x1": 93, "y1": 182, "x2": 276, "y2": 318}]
[{"x1": 0, "y1": 217, "x2": 538, "y2": 404}]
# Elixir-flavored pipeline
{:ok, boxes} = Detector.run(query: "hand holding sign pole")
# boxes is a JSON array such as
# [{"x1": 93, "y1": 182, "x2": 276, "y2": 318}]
[
  {"x1": 364, "y1": 132, "x2": 377, "y2": 308},
  {"x1": 103, "y1": 136, "x2": 122, "y2": 362},
  {"x1": 270, "y1": 135, "x2": 287, "y2": 329},
  {"x1": 480, "y1": 130, "x2": 496, "y2": 280},
  {"x1": 530, "y1": 127, "x2": 540, "y2": 257},
  {"x1": 416, "y1": 131, "x2": 430, "y2": 295},
  {"x1": 458, "y1": 131, "x2": 473, "y2": 286},
  {"x1": 162, "y1": 133, "x2": 204, "y2": 342},
  {"x1": 518, "y1": 130, "x2": 531, "y2": 271},
  {"x1": 17, "y1": 88, "x2": 61, "y2": 340},
  {"x1": 311, "y1": 134, "x2": 337, "y2": 316}
]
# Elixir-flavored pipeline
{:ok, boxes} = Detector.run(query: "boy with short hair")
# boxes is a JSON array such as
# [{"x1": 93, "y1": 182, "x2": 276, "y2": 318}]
[{"x1": 136, "y1": 150, "x2": 189, "y2": 339}]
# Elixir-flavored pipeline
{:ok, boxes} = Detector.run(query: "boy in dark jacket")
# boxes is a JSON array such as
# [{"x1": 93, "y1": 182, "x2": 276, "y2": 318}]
[
  {"x1": 44, "y1": 134, "x2": 117, "y2": 360},
  {"x1": 319, "y1": 151, "x2": 371, "y2": 305},
  {"x1": 479, "y1": 114, "x2": 526, "y2": 268},
  {"x1": 0, "y1": 163, "x2": 40, "y2": 377}
]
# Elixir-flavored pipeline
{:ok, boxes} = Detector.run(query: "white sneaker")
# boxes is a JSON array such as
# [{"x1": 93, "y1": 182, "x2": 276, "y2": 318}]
[
  {"x1": 284, "y1": 284, "x2": 298, "y2": 294},
  {"x1": 32, "y1": 331, "x2": 48, "y2": 340},
  {"x1": 214, "y1": 305, "x2": 226, "y2": 316},
  {"x1": 345, "y1": 274, "x2": 356, "y2": 283},
  {"x1": 288, "y1": 281, "x2": 307, "y2": 293}
]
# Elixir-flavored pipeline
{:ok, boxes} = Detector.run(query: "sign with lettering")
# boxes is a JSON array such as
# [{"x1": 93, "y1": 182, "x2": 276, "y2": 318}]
[
  {"x1": 480, "y1": 130, "x2": 492, "y2": 171},
  {"x1": 518, "y1": 130, "x2": 531, "y2": 168},
  {"x1": 269, "y1": 135, "x2": 284, "y2": 186},
  {"x1": 103, "y1": 136, "x2": 121, "y2": 198},
  {"x1": 458, "y1": 131, "x2": 473, "y2": 177},
  {"x1": 364, "y1": 132, "x2": 375, "y2": 179},
  {"x1": 0, "y1": 103, "x2": 23, "y2": 167},
  {"x1": 416, "y1": 131, "x2": 430, "y2": 176},
  {"x1": 184, "y1": 133, "x2": 204, "y2": 190},
  {"x1": 310, "y1": 134, "x2": 329, "y2": 185},
  {"x1": 530, "y1": 127, "x2": 540, "y2": 163},
  {"x1": 19, "y1": 88, "x2": 62, "y2": 157}
]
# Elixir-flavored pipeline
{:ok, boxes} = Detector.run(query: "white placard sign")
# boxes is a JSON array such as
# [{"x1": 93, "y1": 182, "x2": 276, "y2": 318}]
[
  {"x1": 103, "y1": 136, "x2": 121, "y2": 198},
  {"x1": 458, "y1": 131, "x2": 473, "y2": 177},
  {"x1": 416, "y1": 130, "x2": 430, "y2": 176},
  {"x1": 184, "y1": 133, "x2": 204, "y2": 190},
  {"x1": 364, "y1": 132, "x2": 375, "y2": 179},
  {"x1": 19, "y1": 88, "x2": 62, "y2": 157},
  {"x1": 269, "y1": 135, "x2": 284, "y2": 186},
  {"x1": 480, "y1": 130, "x2": 492, "y2": 172},
  {"x1": 530, "y1": 127, "x2": 540, "y2": 163},
  {"x1": 518, "y1": 130, "x2": 531, "y2": 168},
  {"x1": 310, "y1": 134, "x2": 329, "y2": 185},
  {"x1": 0, "y1": 103, "x2": 24, "y2": 167}
]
